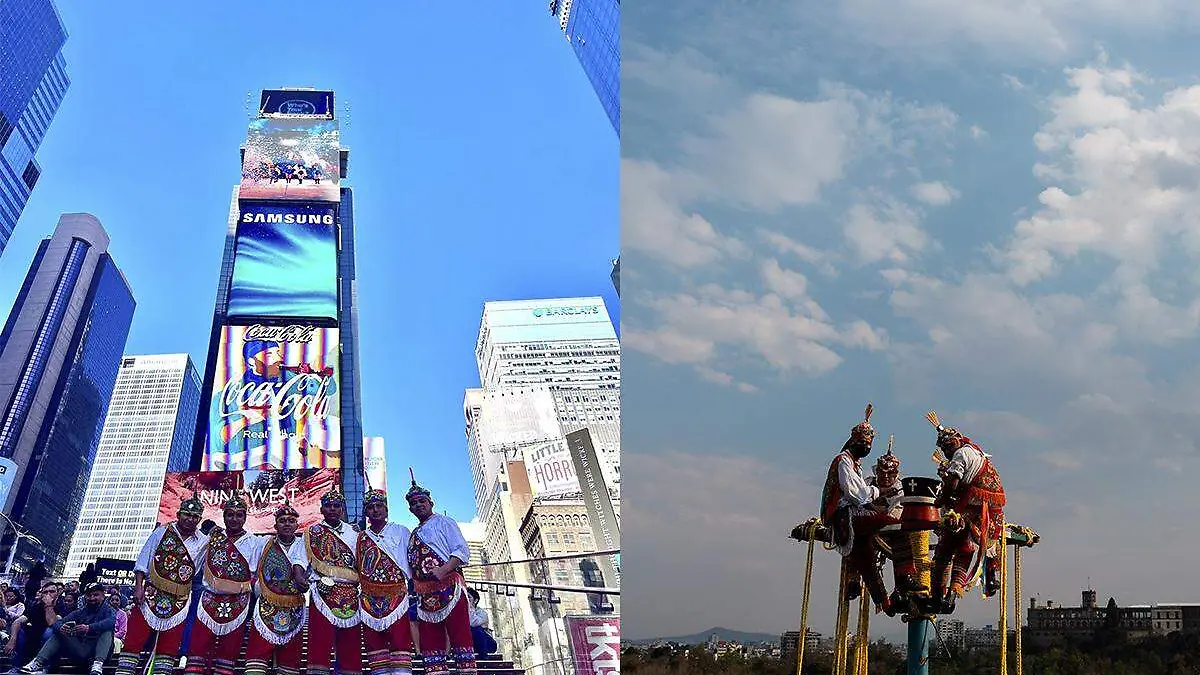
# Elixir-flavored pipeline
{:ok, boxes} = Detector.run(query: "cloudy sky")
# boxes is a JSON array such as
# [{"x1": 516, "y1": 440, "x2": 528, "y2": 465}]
[{"x1": 621, "y1": 0, "x2": 1200, "y2": 641}]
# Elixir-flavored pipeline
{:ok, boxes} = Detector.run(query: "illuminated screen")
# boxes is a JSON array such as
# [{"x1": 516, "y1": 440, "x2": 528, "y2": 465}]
[
  {"x1": 240, "y1": 118, "x2": 339, "y2": 202},
  {"x1": 259, "y1": 90, "x2": 333, "y2": 117},
  {"x1": 228, "y1": 202, "x2": 338, "y2": 321},
  {"x1": 204, "y1": 323, "x2": 341, "y2": 471},
  {"x1": 159, "y1": 470, "x2": 339, "y2": 533}
]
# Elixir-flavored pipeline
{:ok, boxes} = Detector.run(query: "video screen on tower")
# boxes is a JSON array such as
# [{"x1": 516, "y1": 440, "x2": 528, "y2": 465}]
[
  {"x1": 239, "y1": 118, "x2": 340, "y2": 202},
  {"x1": 228, "y1": 202, "x2": 339, "y2": 321},
  {"x1": 204, "y1": 323, "x2": 341, "y2": 471}
]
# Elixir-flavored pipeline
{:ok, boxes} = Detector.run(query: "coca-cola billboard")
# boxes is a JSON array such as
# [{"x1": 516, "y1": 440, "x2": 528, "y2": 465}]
[
  {"x1": 565, "y1": 616, "x2": 620, "y2": 675},
  {"x1": 203, "y1": 323, "x2": 341, "y2": 471}
]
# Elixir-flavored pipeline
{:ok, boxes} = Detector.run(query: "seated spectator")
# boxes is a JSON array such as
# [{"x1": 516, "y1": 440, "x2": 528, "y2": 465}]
[
  {"x1": 108, "y1": 593, "x2": 127, "y2": 654},
  {"x1": 5, "y1": 583, "x2": 59, "y2": 664},
  {"x1": 467, "y1": 589, "x2": 497, "y2": 656},
  {"x1": 0, "y1": 587, "x2": 26, "y2": 638},
  {"x1": 54, "y1": 591, "x2": 76, "y2": 620},
  {"x1": 20, "y1": 583, "x2": 116, "y2": 675}
]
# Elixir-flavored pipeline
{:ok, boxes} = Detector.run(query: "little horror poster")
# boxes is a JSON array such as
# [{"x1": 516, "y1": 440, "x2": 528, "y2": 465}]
[{"x1": 157, "y1": 470, "x2": 338, "y2": 533}]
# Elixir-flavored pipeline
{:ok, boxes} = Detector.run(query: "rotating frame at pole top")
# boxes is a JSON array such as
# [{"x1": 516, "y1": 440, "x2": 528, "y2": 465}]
[{"x1": 788, "y1": 484, "x2": 1040, "y2": 675}]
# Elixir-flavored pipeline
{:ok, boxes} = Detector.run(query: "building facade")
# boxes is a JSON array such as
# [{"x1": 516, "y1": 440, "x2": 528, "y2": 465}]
[
  {"x1": 549, "y1": 0, "x2": 619, "y2": 135},
  {"x1": 464, "y1": 296, "x2": 621, "y2": 672},
  {"x1": 0, "y1": 213, "x2": 135, "y2": 570},
  {"x1": 62, "y1": 354, "x2": 201, "y2": 576},
  {"x1": 610, "y1": 256, "x2": 619, "y2": 296},
  {"x1": 0, "y1": 0, "x2": 70, "y2": 254},
  {"x1": 475, "y1": 298, "x2": 619, "y2": 391},
  {"x1": 190, "y1": 88, "x2": 366, "y2": 522}
]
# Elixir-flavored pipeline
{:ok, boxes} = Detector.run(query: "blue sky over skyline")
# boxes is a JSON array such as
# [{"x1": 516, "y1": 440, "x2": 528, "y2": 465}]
[
  {"x1": 2, "y1": 2, "x2": 618, "y2": 525},
  {"x1": 624, "y1": 1, "x2": 1200, "y2": 640}
]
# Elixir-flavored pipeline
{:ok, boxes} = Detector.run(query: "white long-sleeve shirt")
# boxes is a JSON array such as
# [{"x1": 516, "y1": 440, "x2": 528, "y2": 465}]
[
  {"x1": 411, "y1": 514, "x2": 471, "y2": 570},
  {"x1": 946, "y1": 444, "x2": 988, "y2": 484},
  {"x1": 134, "y1": 523, "x2": 209, "y2": 576},
  {"x1": 835, "y1": 452, "x2": 879, "y2": 509},
  {"x1": 361, "y1": 523, "x2": 413, "y2": 579}
]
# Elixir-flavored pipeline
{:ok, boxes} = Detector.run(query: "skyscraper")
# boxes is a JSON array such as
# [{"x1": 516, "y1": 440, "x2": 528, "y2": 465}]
[
  {"x1": 550, "y1": 0, "x2": 619, "y2": 135},
  {"x1": 0, "y1": 213, "x2": 135, "y2": 571},
  {"x1": 611, "y1": 256, "x2": 619, "y2": 296},
  {"x1": 0, "y1": 0, "x2": 70, "y2": 254},
  {"x1": 475, "y1": 297, "x2": 619, "y2": 390},
  {"x1": 464, "y1": 296, "x2": 621, "y2": 669},
  {"x1": 192, "y1": 88, "x2": 366, "y2": 522},
  {"x1": 62, "y1": 354, "x2": 201, "y2": 577}
]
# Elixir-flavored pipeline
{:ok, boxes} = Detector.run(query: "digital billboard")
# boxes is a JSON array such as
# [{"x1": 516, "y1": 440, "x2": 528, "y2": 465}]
[
  {"x1": 158, "y1": 470, "x2": 337, "y2": 533},
  {"x1": 364, "y1": 436, "x2": 387, "y2": 491},
  {"x1": 259, "y1": 89, "x2": 333, "y2": 117},
  {"x1": 228, "y1": 202, "x2": 339, "y2": 321},
  {"x1": 240, "y1": 118, "x2": 340, "y2": 202},
  {"x1": 205, "y1": 323, "x2": 341, "y2": 471}
]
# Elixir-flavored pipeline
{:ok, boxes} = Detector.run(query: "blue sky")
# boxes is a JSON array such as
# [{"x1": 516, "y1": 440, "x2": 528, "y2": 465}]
[
  {"x1": 3, "y1": 2, "x2": 618, "y2": 526},
  {"x1": 623, "y1": 1, "x2": 1200, "y2": 640}
]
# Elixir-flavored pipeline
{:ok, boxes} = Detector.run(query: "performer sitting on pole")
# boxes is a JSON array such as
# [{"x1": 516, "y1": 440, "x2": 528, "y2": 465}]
[
  {"x1": 820, "y1": 404, "x2": 903, "y2": 614},
  {"x1": 113, "y1": 492, "x2": 210, "y2": 675},
  {"x1": 185, "y1": 492, "x2": 255, "y2": 675},
  {"x1": 926, "y1": 411, "x2": 1007, "y2": 613},
  {"x1": 866, "y1": 442, "x2": 923, "y2": 606}
]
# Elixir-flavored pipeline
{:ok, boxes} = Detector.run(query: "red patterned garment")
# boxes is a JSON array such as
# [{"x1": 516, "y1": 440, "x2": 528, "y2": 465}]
[
  {"x1": 305, "y1": 523, "x2": 361, "y2": 628},
  {"x1": 198, "y1": 529, "x2": 254, "y2": 635},
  {"x1": 357, "y1": 527, "x2": 410, "y2": 631}
]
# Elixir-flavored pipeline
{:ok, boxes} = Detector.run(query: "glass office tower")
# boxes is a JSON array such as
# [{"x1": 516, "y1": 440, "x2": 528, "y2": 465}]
[
  {"x1": 0, "y1": 213, "x2": 135, "y2": 571},
  {"x1": 0, "y1": 0, "x2": 70, "y2": 254},
  {"x1": 550, "y1": 0, "x2": 620, "y2": 135}
]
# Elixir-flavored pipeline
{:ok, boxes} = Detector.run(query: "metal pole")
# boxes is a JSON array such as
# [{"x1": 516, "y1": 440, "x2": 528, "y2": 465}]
[
  {"x1": 3, "y1": 536, "x2": 16, "y2": 575},
  {"x1": 906, "y1": 618, "x2": 933, "y2": 675}
]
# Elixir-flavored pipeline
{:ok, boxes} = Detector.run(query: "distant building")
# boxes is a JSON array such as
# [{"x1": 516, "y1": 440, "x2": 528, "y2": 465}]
[
  {"x1": 936, "y1": 618, "x2": 965, "y2": 651},
  {"x1": 1027, "y1": 589, "x2": 1164, "y2": 645}
]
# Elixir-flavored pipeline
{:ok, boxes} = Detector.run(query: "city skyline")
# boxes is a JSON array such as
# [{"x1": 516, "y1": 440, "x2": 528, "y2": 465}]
[{"x1": 0, "y1": 2, "x2": 617, "y2": 523}]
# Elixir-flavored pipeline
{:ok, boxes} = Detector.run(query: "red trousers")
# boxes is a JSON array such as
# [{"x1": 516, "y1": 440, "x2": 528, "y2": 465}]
[
  {"x1": 114, "y1": 605, "x2": 188, "y2": 675},
  {"x1": 417, "y1": 598, "x2": 477, "y2": 675},
  {"x1": 184, "y1": 619, "x2": 248, "y2": 675},
  {"x1": 244, "y1": 626, "x2": 303, "y2": 675},
  {"x1": 364, "y1": 618, "x2": 414, "y2": 675},
  {"x1": 848, "y1": 511, "x2": 899, "y2": 605},
  {"x1": 307, "y1": 605, "x2": 363, "y2": 675}
]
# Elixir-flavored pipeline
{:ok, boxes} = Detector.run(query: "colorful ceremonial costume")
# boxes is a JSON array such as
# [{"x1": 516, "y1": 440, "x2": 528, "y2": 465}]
[
  {"x1": 185, "y1": 497, "x2": 257, "y2": 675},
  {"x1": 927, "y1": 412, "x2": 1007, "y2": 604},
  {"x1": 306, "y1": 489, "x2": 363, "y2": 675},
  {"x1": 819, "y1": 404, "x2": 900, "y2": 610},
  {"x1": 116, "y1": 497, "x2": 210, "y2": 675},
  {"x1": 246, "y1": 525, "x2": 309, "y2": 675},
  {"x1": 358, "y1": 490, "x2": 414, "y2": 675},
  {"x1": 866, "y1": 447, "x2": 922, "y2": 598},
  {"x1": 407, "y1": 480, "x2": 476, "y2": 675}
]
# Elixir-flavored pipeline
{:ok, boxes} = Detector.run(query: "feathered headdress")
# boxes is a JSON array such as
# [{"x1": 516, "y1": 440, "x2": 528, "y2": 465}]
[
  {"x1": 848, "y1": 403, "x2": 877, "y2": 443},
  {"x1": 875, "y1": 434, "x2": 901, "y2": 472},
  {"x1": 406, "y1": 468, "x2": 431, "y2": 502},
  {"x1": 178, "y1": 489, "x2": 204, "y2": 517}
]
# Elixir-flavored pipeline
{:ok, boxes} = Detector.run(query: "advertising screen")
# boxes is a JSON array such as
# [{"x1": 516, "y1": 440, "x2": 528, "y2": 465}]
[
  {"x1": 228, "y1": 202, "x2": 339, "y2": 320},
  {"x1": 364, "y1": 436, "x2": 387, "y2": 491},
  {"x1": 204, "y1": 323, "x2": 341, "y2": 471},
  {"x1": 158, "y1": 470, "x2": 337, "y2": 533},
  {"x1": 259, "y1": 89, "x2": 333, "y2": 117},
  {"x1": 240, "y1": 118, "x2": 340, "y2": 202}
]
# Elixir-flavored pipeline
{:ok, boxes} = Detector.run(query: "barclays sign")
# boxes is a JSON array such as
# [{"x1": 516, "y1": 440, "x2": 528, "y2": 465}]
[{"x1": 532, "y1": 305, "x2": 601, "y2": 318}]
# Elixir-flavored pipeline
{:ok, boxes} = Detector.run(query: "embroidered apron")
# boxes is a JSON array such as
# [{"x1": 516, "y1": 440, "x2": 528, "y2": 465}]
[
  {"x1": 198, "y1": 529, "x2": 253, "y2": 635},
  {"x1": 305, "y1": 524, "x2": 360, "y2": 627},
  {"x1": 357, "y1": 530, "x2": 409, "y2": 631},
  {"x1": 408, "y1": 527, "x2": 463, "y2": 624},
  {"x1": 254, "y1": 536, "x2": 307, "y2": 645},
  {"x1": 144, "y1": 525, "x2": 198, "y2": 632}
]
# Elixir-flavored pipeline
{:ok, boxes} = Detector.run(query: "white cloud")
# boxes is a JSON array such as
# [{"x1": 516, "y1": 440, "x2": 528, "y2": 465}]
[
  {"x1": 627, "y1": 282, "x2": 886, "y2": 377},
  {"x1": 843, "y1": 197, "x2": 931, "y2": 264},
  {"x1": 621, "y1": 159, "x2": 747, "y2": 268},
  {"x1": 910, "y1": 181, "x2": 960, "y2": 206},
  {"x1": 995, "y1": 57, "x2": 1200, "y2": 341}
]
